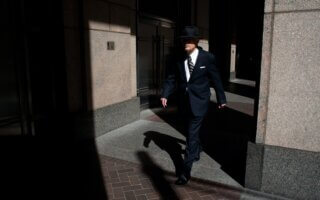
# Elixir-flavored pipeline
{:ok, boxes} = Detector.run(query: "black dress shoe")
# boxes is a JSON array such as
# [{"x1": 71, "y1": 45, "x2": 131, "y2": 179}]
[
  {"x1": 195, "y1": 154, "x2": 200, "y2": 161},
  {"x1": 195, "y1": 146, "x2": 203, "y2": 161},
  {"x1": 175, "y1": 174, "x2": 190, "y2": 185}
]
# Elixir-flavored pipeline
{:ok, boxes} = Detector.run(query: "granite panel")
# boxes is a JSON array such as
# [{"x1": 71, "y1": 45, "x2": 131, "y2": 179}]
[
  {"x1": 245, "y1": 143, "x2": 320, "y2": 199},
  {"x1": 130, "y1": 34, "x2": 137, "y2": 97},
  {"x1": 241, "y1": 189, "x2": 290, "y2": 200},
  {"x1": 264, "y1": 0, "x2": 274, "y2": 13},
  {"x1": 265, "y1": 11, "x2": 320, "y2": 151},
  {"x1": 274, "y1": 0, "x2": 320, "y2": 12},
  {"x1": 74, "y1": 97, "x2": 139, "y2": 138},
  {"x1": 129, "y1": 9, "x2": 137, "y2": 97},
  {"x1": 266, "y1": 95, "x2": 320, "y2": 151},
  {"x1": 245, "y1": 142, "x2": 264, "y2": 190},
  {"x1": 256, "y1": 14, "x2": 273, "y2": 144},
  {"x1": 93, "y1": 97, "x2": 140, "y2": 137},
  {"x1": 261, "y1": 145, "x2": 320, "y2": 199},
  {"x1": 85, "y1": 30, "x2": 133, "y2": 110}
]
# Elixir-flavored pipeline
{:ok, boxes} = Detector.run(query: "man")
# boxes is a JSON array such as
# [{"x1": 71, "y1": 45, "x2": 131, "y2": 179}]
[{"x1": 161, "y1": 26, "x2": 227, "y2": 185}]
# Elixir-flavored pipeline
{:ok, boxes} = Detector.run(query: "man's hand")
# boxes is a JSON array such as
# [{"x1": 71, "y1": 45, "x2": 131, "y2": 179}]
[
  {"x1": 218, "y1": 104, "x2": 226, "y2": 109},
  {"x1": 160, "y1": 98, "x2": 168, "y2": 108}
]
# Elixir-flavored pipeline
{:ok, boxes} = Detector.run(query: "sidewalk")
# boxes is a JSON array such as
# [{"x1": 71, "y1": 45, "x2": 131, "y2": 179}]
[
  {"x1": 96, "y1": 109, "x2": 241, "y2": 188},
  {"x1": 96, "y1": 92, "x2": 290, "y2": 200},
  {"x1": 100, "y1": 154, "x2": 242, "y2": 200},
  {"x1": 99, "y1": 152, "x2": 289, "y2": 200}
]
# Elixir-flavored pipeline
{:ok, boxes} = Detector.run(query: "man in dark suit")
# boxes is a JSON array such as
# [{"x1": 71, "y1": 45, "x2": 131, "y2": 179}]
[{"x1": 160, "y1": 26, "x2": 227, "y2": 185}]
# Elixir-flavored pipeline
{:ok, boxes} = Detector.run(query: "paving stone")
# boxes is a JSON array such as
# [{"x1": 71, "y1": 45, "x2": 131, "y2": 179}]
[{"x1": 99, "y1": 154, "x2": 285, "y2": 200}]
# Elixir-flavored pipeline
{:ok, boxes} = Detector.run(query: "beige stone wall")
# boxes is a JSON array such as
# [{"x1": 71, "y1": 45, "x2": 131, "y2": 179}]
[
  {"x1": 63, "y1": 0, "x2": 137, "y2": 111},
  {"x1": 84, "y1": 0, "x2": 137, "y2": 110},
  {"x1": 257, "y1": 0, "x2": 320, "y2": 152}
]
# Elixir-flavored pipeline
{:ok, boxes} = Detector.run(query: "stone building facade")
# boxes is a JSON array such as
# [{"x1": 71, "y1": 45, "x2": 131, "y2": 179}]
[{"x1": 246, "y1": 0, "x2": 320, "y2": 199}]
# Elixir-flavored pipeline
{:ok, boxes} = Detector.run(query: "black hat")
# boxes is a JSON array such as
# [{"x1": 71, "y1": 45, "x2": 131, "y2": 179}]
[{"x1": 180, "y1": 26, "x2": 200, "y2": 39}]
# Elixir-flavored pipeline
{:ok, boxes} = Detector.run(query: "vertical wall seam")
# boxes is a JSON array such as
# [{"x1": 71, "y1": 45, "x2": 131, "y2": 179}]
[
  {"x1": 263, "y1": 0, "x2": 275, "y2": 144},
  {"x1": 260, "y1": 0, "x2": 276, "y2": 190}
]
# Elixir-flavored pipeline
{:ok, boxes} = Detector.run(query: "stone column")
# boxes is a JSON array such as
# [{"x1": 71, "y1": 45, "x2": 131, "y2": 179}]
[{"x1": 245, "y1": 0, "x2": 320, "y2": 199}]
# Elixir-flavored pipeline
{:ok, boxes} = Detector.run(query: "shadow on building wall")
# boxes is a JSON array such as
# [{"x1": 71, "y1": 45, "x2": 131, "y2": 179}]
[
  {"x1": 1, "y1": 0, "x2": 259, "y2": 198},
  {"x1": 0, "y1": 0, "x2": 109, "y2": 199}
]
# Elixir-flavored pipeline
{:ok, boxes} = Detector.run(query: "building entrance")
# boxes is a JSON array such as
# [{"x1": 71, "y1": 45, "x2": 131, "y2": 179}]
[{"x1": 137, "y1": 16, "x2": 175, "y2": 108}]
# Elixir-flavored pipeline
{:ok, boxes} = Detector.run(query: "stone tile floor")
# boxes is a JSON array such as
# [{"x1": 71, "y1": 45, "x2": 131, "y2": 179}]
[
  {"x1": 100, "y1": 154, "x2": 242, "y2": 200},
  {"x1": 97, "y1": 93, "x2": 291, "y2": 200}
]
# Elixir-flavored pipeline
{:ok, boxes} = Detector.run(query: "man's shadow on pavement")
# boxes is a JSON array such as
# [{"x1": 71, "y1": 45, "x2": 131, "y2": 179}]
[
  {"x1": 143, "y1": 131, "x2": 185, "y2": 177},
  {"x1": 136, "y1": 151, "x2": 180, "y2": 200}
]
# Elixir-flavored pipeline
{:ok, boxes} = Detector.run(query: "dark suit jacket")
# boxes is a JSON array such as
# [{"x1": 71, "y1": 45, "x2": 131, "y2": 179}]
[{"x1": 162, "y1": 48, "x2": 227, "y2": 117}]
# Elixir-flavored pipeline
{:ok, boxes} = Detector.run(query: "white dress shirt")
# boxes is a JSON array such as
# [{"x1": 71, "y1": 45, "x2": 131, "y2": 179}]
[{"x1": 184, "y1": 48, "x2": 199, "y2": 82}]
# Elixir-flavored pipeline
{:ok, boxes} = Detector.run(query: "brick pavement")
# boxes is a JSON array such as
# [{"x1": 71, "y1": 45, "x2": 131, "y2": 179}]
[{"x1": 99, "y1": 154, "x2": 243, "y2": 200}]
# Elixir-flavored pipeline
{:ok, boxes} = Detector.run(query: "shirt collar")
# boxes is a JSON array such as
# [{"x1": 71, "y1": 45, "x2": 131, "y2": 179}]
[{"x1": 188, "y1": 48, "x2": 199, "y2": 62}]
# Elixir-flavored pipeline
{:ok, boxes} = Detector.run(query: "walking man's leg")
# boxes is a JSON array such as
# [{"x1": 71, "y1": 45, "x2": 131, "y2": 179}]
[
  {"x1": 176, "y1": 115, "x2": 204, "y2": 185},
  {"x1": 183, "y1": 116, "x2": 203, "y2": 175}
]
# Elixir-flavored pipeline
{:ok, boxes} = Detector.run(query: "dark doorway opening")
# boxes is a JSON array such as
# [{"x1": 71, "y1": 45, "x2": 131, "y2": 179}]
[
  {"x1": 0, "y1": 0, "x2": 69, "y2": 136},
  {"x1": 137, "y1": 15, "x2": 175, "y2": 109},
  {"x1": 136, "y1": 0, "x2": 192, "y2": 109},
  {"x1": 0, "y1": 0, "x2": 23, "y2": 136}
]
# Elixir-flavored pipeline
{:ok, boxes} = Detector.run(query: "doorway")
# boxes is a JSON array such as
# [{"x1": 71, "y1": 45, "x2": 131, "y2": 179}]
[
  {"x1": 0, "y1": 0, "x2": 26, "y2": 135},
  {"x1": 137, "y1": 15, "x2": 175, "y2": 109},
  {"x1": 0, "y1": 0, "x2": 68, "y2": 136}
]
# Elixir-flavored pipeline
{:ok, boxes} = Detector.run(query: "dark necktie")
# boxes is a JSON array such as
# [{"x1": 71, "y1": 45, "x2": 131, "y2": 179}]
[{"x1": 187, "y1": 56, "x2": 194, "y2": 75}]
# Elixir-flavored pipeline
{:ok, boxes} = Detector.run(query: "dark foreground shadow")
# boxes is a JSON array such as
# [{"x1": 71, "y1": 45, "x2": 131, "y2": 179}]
[
  {"x1": 143, "y1": 131, "x2": 185, "y2": 176},
  {"x1": 0, "y1": 136, "x2": 108, "y2": 200},
  {"x1": 153, "y1": 101, "x2": 255, "y2": 186},
  {"x1": 136, "y1": 151, "x2": 179, "y2": 200}
]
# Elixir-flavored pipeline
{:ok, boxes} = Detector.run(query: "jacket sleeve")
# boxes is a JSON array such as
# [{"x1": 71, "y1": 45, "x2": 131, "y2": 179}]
[
  {"x1": 161, "y1": 62, "x2": 177, "y2": 99},
  {"x1": 207, "y1": 54, "x2": 227, "y2": 104}
]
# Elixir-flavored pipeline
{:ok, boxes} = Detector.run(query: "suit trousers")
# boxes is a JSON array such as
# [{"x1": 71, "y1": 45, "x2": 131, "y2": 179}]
[{"x1": 182, "y1": 94, "x2": 204, "y2": 176}]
